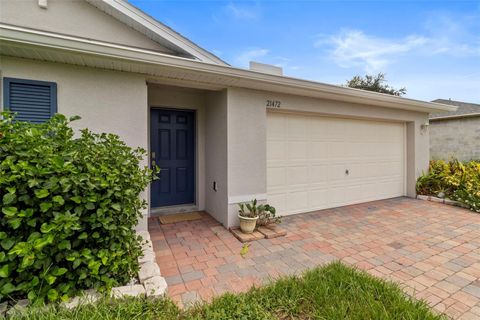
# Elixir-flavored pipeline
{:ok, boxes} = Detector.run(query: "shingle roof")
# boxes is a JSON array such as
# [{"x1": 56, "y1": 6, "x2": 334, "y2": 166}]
[{"x1": 430, "y1": 99, "x2": 480, "y2": 120}]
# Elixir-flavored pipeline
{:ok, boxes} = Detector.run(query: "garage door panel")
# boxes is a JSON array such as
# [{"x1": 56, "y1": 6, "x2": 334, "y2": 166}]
[
  {"x1": 382, "y1": 180, "x2": 404, "y2": 196},
  {"x1": 330, "y1": 163, "x2": 349, "y2": 181},
  {"x1": 329, "y1": 186, "x2": 347, "y2": 205},
  {"x1": 348, "y1": 163, "x2": 371, "y2": 179},
  {"x1": 308, "y1": 142, "x2": 330, "y2": 160},
  {"x1": 267, "y1": 167, "x2": 286, "y2": 189},
  {"x1": 389, "y1": 143, "x2": 404, "y2": 156},
  {"x1": 268, "y1": 141, "x2": 287, "y2": 162},
  {"x1": 328, "y1": 119, "x2": 346, "y2": 140},
  {"x1": 347, "y1": 142, "x2": 369, "y2": 158},
  {"x1": 376, "y1": 161, "x2": 402, "y2": 177},
  {"x1": 287, "y1": 116, "x2": 308, "y2": 138},
  {"x1": 309, "y1": 122, "x2": 330, "y2": 139},
  {"x1": 267, "y1": 113, "x2": 287, "y2": 140},
  {"x1": 309, "y1": 165, "x2": 329, "y2": 184},
  {"x1": 362, "y1": 162, "x2": 379, "y2": 178},
  {"x1": 287, "y1": 141, "x2": 308, "y2": 160},
  {"x1": 358, "y1": 183, "x2": 378, "y2": 200},
  {"x1": 308, "y1": 189, "x2": 329, "y2": 209},
  {"x1": 345, "y1": 184, "x2": 368, "y2": 203},
  {"x1": 267, "y1": 112, "x2": 405, "y2": 216},
  {"x1": 286, "y1": 166, "x2": 309, "y2": 186},
  {"x1": 267, "y1": 193, "x2": 287, "y2": 215},
  {"x1": 286, "y1": 191, "x2": 309, "y2": 212}
]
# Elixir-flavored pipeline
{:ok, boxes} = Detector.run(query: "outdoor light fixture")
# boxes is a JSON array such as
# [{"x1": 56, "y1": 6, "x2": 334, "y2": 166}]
[
  {"x1": 38, "y1": 0, "x2": 48, "y2": 9},
  {"x1": 420, "y1": 121, "x2": 429, "y2": 134}
]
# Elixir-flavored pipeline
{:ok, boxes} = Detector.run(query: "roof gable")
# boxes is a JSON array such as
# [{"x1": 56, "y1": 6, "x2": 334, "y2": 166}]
[
  {"x1": 0, "y1": 0, "x2": 227, "y2": 65},
  {"x1": 0, "y1": 0, "x2": 180, "y2": 55},
  {"x1": 84, "y1": 0, "x2": 228, "y2": 65}
]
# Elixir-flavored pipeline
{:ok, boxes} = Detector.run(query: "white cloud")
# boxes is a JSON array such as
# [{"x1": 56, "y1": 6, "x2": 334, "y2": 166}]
[
  {"x1": 315, "y1": 30, "x2": 428, "y2": 73},
  {"x1": 268, "y1": 56, "x2": 300, "y2": 71},
  {"x1": 315, "y1": 14, "x2": 480, "y2": 73},
  {"x1": 234, "y1": 48, "x2": 269, "y2": 67},
  {"x1": 423, "y1": 13, "x2": 480, "y2": 57},
  {"x1": 225, "y1": 2, "x2": 260, "y2": 20}
]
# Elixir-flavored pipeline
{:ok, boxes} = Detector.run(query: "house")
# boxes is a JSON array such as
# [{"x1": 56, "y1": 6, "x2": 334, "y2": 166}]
[
  {"x1": 429, "y1": 99, "x2": 480, "y2": 161},
  {"x1": 0, "y1": 0, "x2": 456, "y2": 230}
]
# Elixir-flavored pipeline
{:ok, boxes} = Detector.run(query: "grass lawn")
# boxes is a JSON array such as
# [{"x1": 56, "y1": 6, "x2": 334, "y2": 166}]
[{"x1": 11, "y1": 262, "x2": 444, "y2": 320}]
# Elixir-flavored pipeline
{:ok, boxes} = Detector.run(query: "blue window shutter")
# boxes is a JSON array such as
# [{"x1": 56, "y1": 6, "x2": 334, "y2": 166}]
[{"x1": 3, "y1": 78, "x2": 57, "y2": 123}]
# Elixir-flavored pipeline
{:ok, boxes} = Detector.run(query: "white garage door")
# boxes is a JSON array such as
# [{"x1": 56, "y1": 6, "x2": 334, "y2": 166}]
[{"x1": 267, "y1": 112, "x2": 405, "y2": 216}]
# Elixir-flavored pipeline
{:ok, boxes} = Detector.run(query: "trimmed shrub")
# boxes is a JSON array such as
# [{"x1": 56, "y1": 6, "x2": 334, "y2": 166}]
[
  {"x1": 416, "y1": 159, "x2": 480, "y2": 212},
  {"x1": 0, "y1": 113, "x2": 156, "y2": 303}
]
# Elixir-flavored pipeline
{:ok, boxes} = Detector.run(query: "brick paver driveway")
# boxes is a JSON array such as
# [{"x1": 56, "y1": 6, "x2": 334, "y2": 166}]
[{"x1": 149, "y1": 198, "x2": 480, "y2": 319}]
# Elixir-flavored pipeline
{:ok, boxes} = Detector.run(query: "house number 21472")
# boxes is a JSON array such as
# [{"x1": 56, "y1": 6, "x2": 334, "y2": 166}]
[{"x1": 266, "y1": 100, "x2": 281, "y2": 108}]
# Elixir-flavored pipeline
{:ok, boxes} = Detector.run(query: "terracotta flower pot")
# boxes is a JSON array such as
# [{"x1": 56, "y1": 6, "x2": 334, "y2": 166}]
[{"x1": 238, "y1": 214, "x2": 258, "y2": 234}]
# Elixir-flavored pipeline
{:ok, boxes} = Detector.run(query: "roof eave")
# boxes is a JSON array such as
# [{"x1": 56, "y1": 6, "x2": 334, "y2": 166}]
[
  {"x1": 430, "y1": 113, "x2": 480, "y2": 121},
  {"x1": 0, "y1": 25, "x2": 457, "y2": 114}
]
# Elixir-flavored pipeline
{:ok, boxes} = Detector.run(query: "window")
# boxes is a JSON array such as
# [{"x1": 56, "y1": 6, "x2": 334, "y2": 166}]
[{"x1": 3, "y1": 78, "x2": 57, "y2": 123}]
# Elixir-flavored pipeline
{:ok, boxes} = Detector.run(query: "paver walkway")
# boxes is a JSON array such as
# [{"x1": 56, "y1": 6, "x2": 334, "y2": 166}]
[{"x1": 148, "y1": 198, "x2": 480, "y2": 319}]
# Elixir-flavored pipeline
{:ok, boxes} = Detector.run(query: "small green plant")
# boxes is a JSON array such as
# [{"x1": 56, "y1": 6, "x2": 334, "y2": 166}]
[
  {"x1": 238, "y1": 199, "x2": 260, "y2": 218},
  {"x1": 0, "y1": 112, "x2": 157, "y2": 303},
  {"x1": 417, "y1": 159, "x2": 480, "y2": 212},
  {"x1": 239, "y1": 243, "x2": 250, "y2": 258},
  {"x1": 238, "y1": 199, "x2": 280, "y2": 226},
  {"x1": 257, "y1": 204, "x2": 281, "y2": 227}
]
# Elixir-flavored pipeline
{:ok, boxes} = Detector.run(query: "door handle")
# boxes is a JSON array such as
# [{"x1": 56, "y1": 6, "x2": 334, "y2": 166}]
[{"x1": 151, "y1": 152, "x2": 156, "y2": 159}]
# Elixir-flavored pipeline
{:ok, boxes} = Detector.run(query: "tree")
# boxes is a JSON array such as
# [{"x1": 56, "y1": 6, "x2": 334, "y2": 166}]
[{"x1": 345, "y1": 73, "x2": 406, "y2": 96}]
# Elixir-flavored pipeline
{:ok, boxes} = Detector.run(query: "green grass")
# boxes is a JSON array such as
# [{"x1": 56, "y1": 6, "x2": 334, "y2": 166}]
[{"x1": 10, "y1": 262, "x2": 444, "y2": 320}]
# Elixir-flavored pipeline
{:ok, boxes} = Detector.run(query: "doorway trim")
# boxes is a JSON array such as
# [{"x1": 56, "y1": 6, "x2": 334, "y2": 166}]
[{"x1": 149, "y1": 106, "x2": 196, "y2": 210}]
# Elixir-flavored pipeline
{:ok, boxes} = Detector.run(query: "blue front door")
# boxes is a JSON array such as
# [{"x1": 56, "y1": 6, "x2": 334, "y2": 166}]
[{"x1": 150, "y1": 109, "x2": 195, "y2": 207}]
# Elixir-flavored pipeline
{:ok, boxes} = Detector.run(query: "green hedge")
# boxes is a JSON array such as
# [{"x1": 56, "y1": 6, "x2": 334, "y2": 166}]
[
  {"x1": 416, "y1": 159, "x2": 480, "y2": 212},
  {"x1": 0, "y1": 113, "x2": 155, "y2": 303}
]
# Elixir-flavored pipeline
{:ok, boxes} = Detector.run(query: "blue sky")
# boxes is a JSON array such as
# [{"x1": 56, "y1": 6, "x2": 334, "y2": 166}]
[{"x1": 130, "y1": 0, "x2": 480, "y2": 102}]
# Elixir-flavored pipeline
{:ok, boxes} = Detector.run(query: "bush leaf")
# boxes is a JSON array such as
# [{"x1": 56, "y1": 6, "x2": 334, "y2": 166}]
[
  {"x1": 2, "y1": 207, "x2": 17, "y2": 217},
  {"x1": 34, "y1": 189, "x2": 50, "y2": 199},
  {"x1": 1, "y1": 239, "x2": 15, "y2": 250},
  {"x1": 0, "y1": 264, "x2": 11, "y2": 278},
  {"x1": 47, "y1": 288, "x2": 58, "y2": 301},
  {"x1": 2, "y1": 193, "x2": 16, "y2": 205},
  {"x1": 52, "y1": 195, "x2": 65, "y2": 205},
  {"x1": 58, "y1": 240, "x2": 71, "y2": 250}
]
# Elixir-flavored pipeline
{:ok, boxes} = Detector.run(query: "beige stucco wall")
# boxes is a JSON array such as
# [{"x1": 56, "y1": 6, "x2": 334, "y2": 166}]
[
  {"x1": 205, "y1": 90, "x2": 229, "y2": 226},
  {"x1": 430, "y1": 117, "x2": 480, "y2": 161},
  {"x1": 147, "y1": 84, "x2": 206, "y2": 211},
  {"x1": 0, "y1": 56, "x2": 150, "y2": 230},
  {"x1": 0, "y1": 55, "x2": 432, "y2": 229},
  {"x1": 0, "y1": 0, "x2": 174, "y2": 54},
  {"x1": 225, "y1": 87, "x2": 430, "y2": 226}
]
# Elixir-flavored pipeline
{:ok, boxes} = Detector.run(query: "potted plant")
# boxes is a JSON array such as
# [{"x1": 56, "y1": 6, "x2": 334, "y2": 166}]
[
  {"x1": 238, "y1": 199, "x2": 261, "y2": 233},
  {"x1": 238, "y1": 199, "x2": 280, "y2": 233},
  {"x1": 257, "y1": 204, "x2": 281, "y2": 227}
]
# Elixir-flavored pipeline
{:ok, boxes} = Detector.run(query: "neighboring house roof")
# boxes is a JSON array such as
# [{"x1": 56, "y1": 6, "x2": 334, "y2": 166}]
[
  {"x1": 430, "y1": 99, "x2": 480, "y2": 120},
  {"x1": 84, "y1": 0, "x2": 228, "y2": 65}
]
